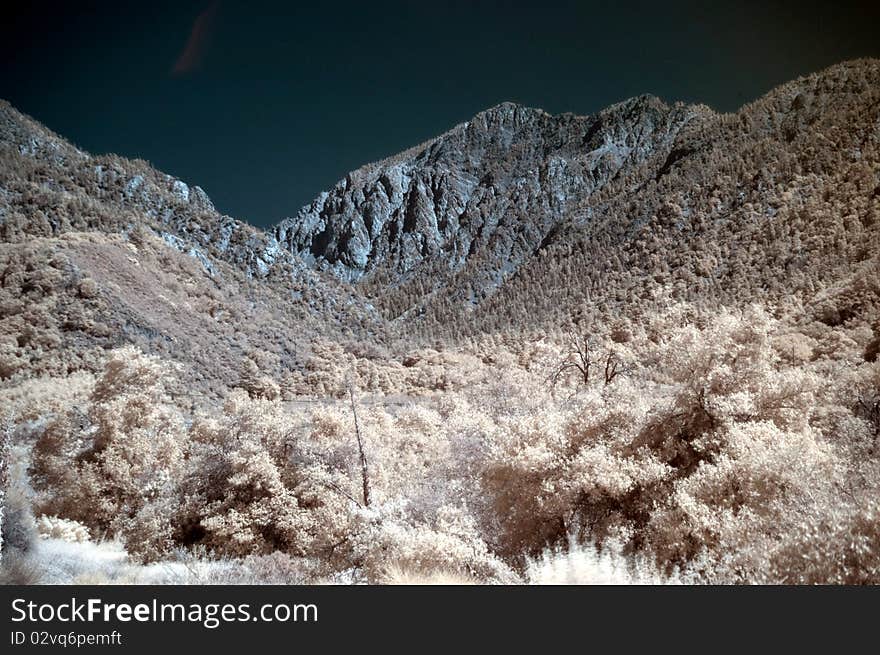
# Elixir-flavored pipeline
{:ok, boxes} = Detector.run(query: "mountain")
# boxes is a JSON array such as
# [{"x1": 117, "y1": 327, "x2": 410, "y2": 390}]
[
  {"x1": 1, "y1": 59, "x2": 879, "y2": 391},
  {"x1": 0, "y1": 100, "x2": 386, "y2": 398},
  {"x1": 2, "y1": 60, "x2": 880, "y2": 586},
  {"x1": 275, "y1": 96, "x2": 697, "y2": 283},
  {"x1": 277, "y1": 59, "x2": 880, "y2": 339}
]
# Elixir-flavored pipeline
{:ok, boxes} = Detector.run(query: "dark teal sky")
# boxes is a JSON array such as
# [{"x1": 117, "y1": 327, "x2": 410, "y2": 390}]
[{"x1": 2, "y1": 1, "x2": 878, "y2": 228}]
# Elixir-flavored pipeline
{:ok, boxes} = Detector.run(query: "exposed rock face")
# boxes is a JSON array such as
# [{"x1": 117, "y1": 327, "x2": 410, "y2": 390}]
[
  {"x1": 272, "y1": 59, "x2": 880, "y2": 336},
  {"x1": 275, "y1": 97, "x2": 702, "y2": 288}
]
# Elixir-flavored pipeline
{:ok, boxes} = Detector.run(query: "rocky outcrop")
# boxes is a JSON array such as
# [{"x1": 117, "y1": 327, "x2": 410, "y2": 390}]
[{"x1": 275, "y1": 96, "x2": 703, "y2": 288}]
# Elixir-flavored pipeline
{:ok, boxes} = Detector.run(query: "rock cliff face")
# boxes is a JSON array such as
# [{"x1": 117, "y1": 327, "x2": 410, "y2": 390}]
[{"x1": 275, "y1": 96, "x2": 703, "y2": 288}]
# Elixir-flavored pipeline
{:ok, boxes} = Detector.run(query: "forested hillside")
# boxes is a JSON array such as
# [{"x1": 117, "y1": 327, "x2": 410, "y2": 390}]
[{"x1": 1, "y1": 60, "x2": 878, "y2": 585}]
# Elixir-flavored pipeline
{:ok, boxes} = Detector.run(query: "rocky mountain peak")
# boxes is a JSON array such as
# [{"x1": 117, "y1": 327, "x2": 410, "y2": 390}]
[{"x1": 274, "y1": 95, "x2": 695, "y2": 287}]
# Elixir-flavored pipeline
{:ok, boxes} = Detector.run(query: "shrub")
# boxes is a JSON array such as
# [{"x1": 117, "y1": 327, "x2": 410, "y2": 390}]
[
  {"x1": 181, "y1": 393, "x2": 351, "y2": 559},
  {"x1": 31, "y1": 347, "x2": 185, "y2": 560},
  {"x1": 1, "y1": 444, "x2": 38, "y2": 558},
  {"x1": 479, "y1": 307, "x2": 868, "y2": 582},
  {"x1": 15, "y1": 303, "x2": 880, "y2": 584}
]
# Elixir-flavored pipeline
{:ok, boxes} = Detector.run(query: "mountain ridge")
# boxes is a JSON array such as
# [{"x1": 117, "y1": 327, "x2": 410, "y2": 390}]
[
  {"x1": 274, "y1": 91, "x2": 697, "y2": 295},
  {"x1": 267, "y1": 59, "x2": 877, "y2": 338},
  {"x1": 3, "y1": 56, "x2": 880, "y2": 586},
  {"x1": 0, "y1": 99, "x2": 387, "y2": 397},
  {"x1": 1, "y1": 58, "x2": 878, "y2": 374}
]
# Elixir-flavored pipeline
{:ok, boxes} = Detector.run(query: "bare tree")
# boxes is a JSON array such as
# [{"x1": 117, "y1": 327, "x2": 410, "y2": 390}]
[
  {"x1": 603, "y1": 350, "x2": 625, "y2": 386},
  {"x1": 349, "y1": 386, "x2": 372, "y2": 507},
  {"x1": 315, "y1": 385, "x2": 374, "y2": 509},
  {"x1": 550, "y1": 328, "x2": 595, "y2": 387},
  {"x1": 550, "y1": 328, "x2": 629, "y2": 390}
]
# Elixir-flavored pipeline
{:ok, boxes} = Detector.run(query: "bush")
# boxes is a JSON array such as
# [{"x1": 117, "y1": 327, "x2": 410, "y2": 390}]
[
  {"x1": 479, "y1": 307, "x2": 873, "y2": 582},
  {"x1": 1, "y1": 446, "x2": 38, "y2": 557},
  {"x1": 181, "y1": 393, "x2": 351, "y2": 559},
  {"x1": 36, "y1": 516, "x2": 90, "y2": 543},
  {"x1": 16, "y1": 305, "x2": 880, "y2": 583},
  {"x1": 31, "y1": 347, "x2": 185, "y2": 560}
]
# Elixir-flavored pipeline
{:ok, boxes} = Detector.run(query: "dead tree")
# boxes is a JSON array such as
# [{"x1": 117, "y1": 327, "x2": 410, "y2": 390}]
[
  {"x1": 550, "y1": 327, "x2": 630, "y2": 390},
  {"x1": 316, "y1": 387, "x2": 374, "y2": 509},
  {"x1": 550, "y1": 329, "x2": 595, "y2": 387},
  {"x1": 603, "y1": 351, "x2": 625, "y2": 386},
  {"x1": 348, "y1": 386, "x2": 372, "y2": 507}
]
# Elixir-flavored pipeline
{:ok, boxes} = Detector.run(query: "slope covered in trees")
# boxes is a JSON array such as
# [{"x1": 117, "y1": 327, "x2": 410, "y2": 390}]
[
  {"x1": 0, "y1": 100, "x2": 386, "y2": 396},
  {"x1": 1, "y1": 60, "x2": 879, "y2": 585}
]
